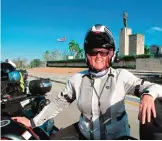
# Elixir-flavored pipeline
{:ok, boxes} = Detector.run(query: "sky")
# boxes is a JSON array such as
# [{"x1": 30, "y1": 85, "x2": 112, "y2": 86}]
[{"x1": 1, "y1": 0, "x2": 162, "y2": 63}]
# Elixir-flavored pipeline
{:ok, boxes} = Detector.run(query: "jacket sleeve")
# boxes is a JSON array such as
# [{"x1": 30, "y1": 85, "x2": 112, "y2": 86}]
[
  {"x1": 122, "y1": 69, "x2": 162, "y2": 99},
  {"x1": 30, "y1": 77, "x2": 76, "y2": 128}
]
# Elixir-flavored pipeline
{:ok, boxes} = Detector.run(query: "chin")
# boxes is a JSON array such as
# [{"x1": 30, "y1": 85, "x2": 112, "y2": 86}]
[{"x1": 93, "y1": 66, "x2": 105, "y2": 71}]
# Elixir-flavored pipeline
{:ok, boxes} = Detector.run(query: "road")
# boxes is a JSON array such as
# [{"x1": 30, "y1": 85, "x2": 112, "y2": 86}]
[{"x1": 28, "y1": 76, "x2": 140, "y2": 139}]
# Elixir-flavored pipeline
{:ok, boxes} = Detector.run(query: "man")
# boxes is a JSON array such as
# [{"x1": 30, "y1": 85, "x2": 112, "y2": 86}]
[{"x1": 13, "y1": 24, "x2": 162, "y2": 140}]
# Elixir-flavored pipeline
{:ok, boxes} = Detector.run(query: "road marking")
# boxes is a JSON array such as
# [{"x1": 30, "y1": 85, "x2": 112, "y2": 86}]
[{"x1": 125, "y1": 100, "x2": 139, "y2": 107}]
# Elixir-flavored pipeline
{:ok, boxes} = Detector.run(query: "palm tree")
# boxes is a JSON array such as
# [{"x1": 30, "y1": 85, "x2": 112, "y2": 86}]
[
  {"x1": 76, "y1": 48, "x2": 84, "y2": 59},
  {"x1": 68, "y1": 40, "x2": 80, "y2": 58}
]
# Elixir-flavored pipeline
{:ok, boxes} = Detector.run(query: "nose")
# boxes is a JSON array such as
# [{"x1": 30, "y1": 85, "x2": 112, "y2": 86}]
[{"x1": 96, "y1": 52, "x2": 102, "y2": 58}]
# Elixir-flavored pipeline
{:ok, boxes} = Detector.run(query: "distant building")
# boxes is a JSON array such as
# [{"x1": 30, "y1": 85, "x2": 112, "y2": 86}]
[
  {"x1": 159, "y1": 46, "x2": 162, "y2": 54},
  {"x1": 150, "y1": 46, "x2": 162, "y2": 55},
  {"x1": 68, "y1": 56, "x2": 74, "y2": 59}
]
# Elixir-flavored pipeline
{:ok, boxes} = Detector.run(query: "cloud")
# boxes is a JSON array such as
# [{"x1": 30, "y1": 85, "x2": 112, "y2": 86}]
[
  {"x1": 151, "y1": 27, "x2": 162, "y2": 32},
  {"x1": 146, "y1": 26, "x2": 162, "y2": 34}
]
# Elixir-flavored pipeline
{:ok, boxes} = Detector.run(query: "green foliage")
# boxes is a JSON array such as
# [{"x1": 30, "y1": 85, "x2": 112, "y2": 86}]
[
  {"x1": 42, "y1": 51, "x2": 51, "y2": 62},
  {"x1": 121, "y1": 54, "x2": 153, "y2": 61},
  {"x1": 47, "y1": 59, "x2": 137, "y2": 69},
  {"x1": 121, "y1": 55, "x2": 136, "y2": 61},
  {"x1": 42, "y1": 40, "x2": 84, "y2": 62},
  {"x1": 68, "y1": 40, "x2": 80, "y2": 56},
  {"x1": 68, "y1": 40, "x2": 84, "y2": 59},
  {"x1": 75, "y1": 48, "x2": 84, "y2": 59},
  {"x1": 144, "y1": 44, "x2": 150, "y2": 55},
  {"x1": 30, "y1": 59, "x2": 42, "y2": 68},
  {"x1": 42, "y1": 50, "x2": 67, "y2": 61},
  {"x1": 136, "y1": 54, "x2": 153, "y2": 58}
]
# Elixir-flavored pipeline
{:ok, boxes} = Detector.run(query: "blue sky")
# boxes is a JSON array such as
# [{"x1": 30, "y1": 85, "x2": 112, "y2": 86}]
[{"x1": 1, "y1": 0, "x2": 162, "y2": 62}]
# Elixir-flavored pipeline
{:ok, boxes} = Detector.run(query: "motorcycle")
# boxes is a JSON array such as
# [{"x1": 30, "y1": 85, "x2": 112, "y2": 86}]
[
  {"x1": 1, "y1": 77, "x2": 59, "y2": 140},
  {"x1": 1, "y1": 92, "x2": 137, "y2": 140},
  {"x1": 1, "y1": 115, "x2": 137, "y2": 140}
]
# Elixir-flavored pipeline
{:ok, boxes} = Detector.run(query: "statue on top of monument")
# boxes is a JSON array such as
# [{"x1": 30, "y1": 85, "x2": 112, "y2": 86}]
[{"x1": 123, "y1": 11, "x2": 128, "y2": 28}]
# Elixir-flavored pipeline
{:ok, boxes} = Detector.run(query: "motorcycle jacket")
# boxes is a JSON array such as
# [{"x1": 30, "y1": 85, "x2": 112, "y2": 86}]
[{"x1": 30, "y1": 67, "x2": 162, "y2": 139}]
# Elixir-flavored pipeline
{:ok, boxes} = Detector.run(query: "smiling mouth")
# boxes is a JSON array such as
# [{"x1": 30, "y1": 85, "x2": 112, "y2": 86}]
[{"x1": 95, "y1": 60, "x2": 103, "y2": 63}]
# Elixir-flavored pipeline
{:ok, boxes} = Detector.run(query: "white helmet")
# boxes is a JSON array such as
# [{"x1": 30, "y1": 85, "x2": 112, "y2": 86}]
[{"x1": 5, "y1": 59, "x2": 16, "y2": 68}]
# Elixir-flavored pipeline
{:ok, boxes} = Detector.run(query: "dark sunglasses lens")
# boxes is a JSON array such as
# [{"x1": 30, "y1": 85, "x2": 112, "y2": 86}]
[
  {"x1": 88, "y1": 51, "x2": 97, "y2": 56},
  {"x1": 88, "y1": 51, "x2": 109, "y2": 56},
  {"x1": 100, "y1": 51, "x2": 109, "y2": 56}
]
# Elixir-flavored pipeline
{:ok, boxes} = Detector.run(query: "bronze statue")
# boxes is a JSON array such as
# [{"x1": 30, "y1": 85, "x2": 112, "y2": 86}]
[{"x1": 123, "y1": 11, "x2": 128, "y2": 28}]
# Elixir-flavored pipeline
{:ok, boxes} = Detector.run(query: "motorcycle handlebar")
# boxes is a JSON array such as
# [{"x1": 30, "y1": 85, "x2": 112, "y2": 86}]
[
  {"x1": 1, "y1": 94, "x2": 45, "y2": 104},
  {"x1": 9, "y1": 95, "x2": 27, "y2": 101}
]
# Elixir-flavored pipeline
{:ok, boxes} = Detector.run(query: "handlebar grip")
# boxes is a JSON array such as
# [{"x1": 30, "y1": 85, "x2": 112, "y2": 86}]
[{"x1": 1, "y1": 94, "x2": 45, "y2": 104}]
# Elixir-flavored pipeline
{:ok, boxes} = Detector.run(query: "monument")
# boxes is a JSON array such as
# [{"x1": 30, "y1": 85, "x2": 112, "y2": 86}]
[
  {"x1": 119, "y1": 11, "x2": 132, "y2": 56},
  {"x1": 123, "y1": 11, "x2": 128, "y2": 28},
  {"x1": 119, "y1": 11, "x2": 144, "y2": 56}
]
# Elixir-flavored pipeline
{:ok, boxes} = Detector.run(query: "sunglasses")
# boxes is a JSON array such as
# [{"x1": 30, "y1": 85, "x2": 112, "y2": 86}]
[{"x1": 87, "y1": 50, "x2": 109, "y2": 57}]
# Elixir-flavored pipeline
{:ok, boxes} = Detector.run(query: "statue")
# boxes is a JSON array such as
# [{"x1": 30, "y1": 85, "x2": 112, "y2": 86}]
[{"x1": 123, "y1": 11, "x2": 128, "y2": 28}]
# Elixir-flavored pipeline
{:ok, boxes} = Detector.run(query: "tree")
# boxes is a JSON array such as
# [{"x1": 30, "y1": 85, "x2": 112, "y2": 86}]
[
  {"x1": 51, "y1": 49, "x2": 62, "y2": 60},
  {"x1": 75, "y1": 48, "x2": 84, "y2": 59},
  {"x1": 61, "y1": 50, "x2": 68, "y2": 60},
  {"x1": 68, "y1": 40, "x2": 80, "y2": 58},
  {"x1": 12, "y1": 57, "x2": 28, "y2": 68},
  {"x1": 43, "y1": 51, "x2": 51, "y2": 62},
  {"x1": 144, "y1": 44, "x2": 150, "y2": 55},
  {"x1": 30, "y1": 59, "x2": 42, "y2": 68},
  {"x1": 21, "y1": 58, "x2": 27, "y2": 67}
]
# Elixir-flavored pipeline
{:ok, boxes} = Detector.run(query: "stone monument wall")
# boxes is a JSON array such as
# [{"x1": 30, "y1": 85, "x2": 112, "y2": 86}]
[
  {"x1": 129, "y1": 35, "x2": 137, "y2": 55},
  {"x1": 129, "y1": 34, "x2": 144, "y2": 55},
  {"x1": 136, "y1": 34, "x2": 144, "y2": 55},
  {"x1": 136, "y1": 58, "x2": 162, "y2": 71},
  {"x1": 119, "y1": 28, "x2": 132, "y2": 56}
]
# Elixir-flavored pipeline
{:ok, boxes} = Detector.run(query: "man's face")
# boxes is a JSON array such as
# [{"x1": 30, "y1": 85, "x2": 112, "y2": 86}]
[{"x1": 86, "y1": 48, "x2": 114, "y2": 71}]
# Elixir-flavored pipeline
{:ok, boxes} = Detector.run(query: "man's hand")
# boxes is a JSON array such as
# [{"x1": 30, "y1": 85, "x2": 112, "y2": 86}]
[
  {"x1": 139, "y1": 94, "x2": 156, "y2": 124},
  {"x1": 12, "y1": 117, "x2": 31, "y2": 128}
]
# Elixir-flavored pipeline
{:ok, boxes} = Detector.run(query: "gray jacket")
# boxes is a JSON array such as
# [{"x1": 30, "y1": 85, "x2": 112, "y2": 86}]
[{"x1": 31, "y1": 68, "x2": 162, "y2": 139}]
